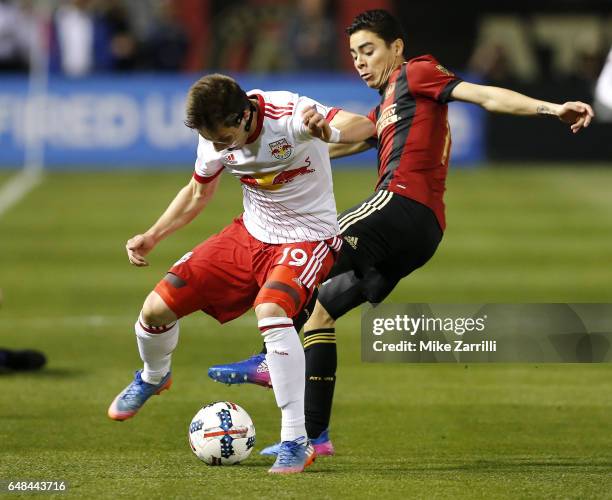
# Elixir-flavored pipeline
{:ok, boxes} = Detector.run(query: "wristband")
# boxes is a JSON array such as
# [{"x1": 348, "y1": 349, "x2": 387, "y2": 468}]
[{"x1": 328, "y1": 126, "x2": 341, "y2": 143}]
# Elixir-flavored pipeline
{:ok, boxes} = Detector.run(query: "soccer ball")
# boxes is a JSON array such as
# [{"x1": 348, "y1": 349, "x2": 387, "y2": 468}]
[{"x1": 188, "y1": 401, "x2": 256, "y2": 465}]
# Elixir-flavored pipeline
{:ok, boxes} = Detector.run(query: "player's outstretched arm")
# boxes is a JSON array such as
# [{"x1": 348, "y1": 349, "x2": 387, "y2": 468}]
[
  {"x1": 327, "y1": 111, "x2": 376, "y2": 159},
  {"x1": 451, "y1": 81, "x2": 595, "y2": 134},
  {"x1": 126, "y1": 176, "x2": 221, "y2": 267},
  {"x1": 302, "y1": 108, "x2": 376, "y2": 143},
  {"x1": 328, "y1": 141, "x2": 373, "y2": 159}
]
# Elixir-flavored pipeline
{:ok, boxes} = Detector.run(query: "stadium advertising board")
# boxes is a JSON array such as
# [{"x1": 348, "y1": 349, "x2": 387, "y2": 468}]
[{"x1": 0, "y1": 74, "x2": 484, "y2": 168}]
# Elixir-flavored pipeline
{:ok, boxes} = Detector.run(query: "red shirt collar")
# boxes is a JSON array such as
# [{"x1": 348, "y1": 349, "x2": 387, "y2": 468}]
[{"x1": 246, "y1": 93, "x2": 265, "y2": 144}]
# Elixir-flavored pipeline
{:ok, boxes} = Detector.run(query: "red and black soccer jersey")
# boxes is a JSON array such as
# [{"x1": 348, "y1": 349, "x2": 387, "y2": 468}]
[{"x1": 367, "y1": 55, "x2": 462, "y2": 231}]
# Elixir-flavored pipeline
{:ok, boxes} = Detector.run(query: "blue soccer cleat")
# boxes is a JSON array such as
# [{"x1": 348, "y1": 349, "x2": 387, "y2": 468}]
[
  {"x1": 107, "y1": 370, "x2": 172, "y2": 421},
  {"x1": 259, "y1": 442, "x2": 281, "y2": 456},
  {"x1": 207, "y1": 353, "x2": 271, "y2": 388},
  {"x1": 260, "y1": 428, "x2": 335, "y2": 457},
  {"x1": 268, "y1": 436, "x2": 317, "y2": 474}
]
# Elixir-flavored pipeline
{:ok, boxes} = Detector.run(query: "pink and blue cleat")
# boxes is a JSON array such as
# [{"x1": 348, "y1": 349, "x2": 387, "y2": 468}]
[
  {"x1": 261, "y1": 428, "x2": 334, "y2": 457},
  {"x1": 207, "y1": 353, "x2": 271, "y2": 388},
  {"x1": 208, "y1": 355, "x2": 335, "y2": 457},
  {"x1": 107, "y1": 370, "x2": 172, "y2": 421},
  {"x1": 268, "y1": 436, "x2": 317, "y2": 474}
]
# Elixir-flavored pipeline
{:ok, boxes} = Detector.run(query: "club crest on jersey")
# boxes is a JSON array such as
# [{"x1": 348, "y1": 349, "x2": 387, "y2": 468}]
[{"x1": 269, "y1": 138, "x2": 293, "y2": 160}]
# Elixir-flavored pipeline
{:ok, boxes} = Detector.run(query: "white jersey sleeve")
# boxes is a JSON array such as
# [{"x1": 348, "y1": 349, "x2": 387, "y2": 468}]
[
  {"x1": 289, "y1": 96, "x2": 338, "y2": 142},
  {"x1": 193, "y1": 136, "x2": 225, "y2": 183}
]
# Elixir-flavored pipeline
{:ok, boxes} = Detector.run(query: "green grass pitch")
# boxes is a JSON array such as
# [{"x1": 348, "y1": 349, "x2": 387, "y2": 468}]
[{"x1": 1, "y1": 165, "x2": 611, "y2": 498}]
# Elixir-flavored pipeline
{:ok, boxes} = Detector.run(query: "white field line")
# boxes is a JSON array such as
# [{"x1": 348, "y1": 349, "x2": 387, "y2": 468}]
[
  {"x1": 1, "y1": 314, "x2": 255, "y2": 329},
  {"x1": 0, "y1": 170, "x2": 42, "y2": 218}
]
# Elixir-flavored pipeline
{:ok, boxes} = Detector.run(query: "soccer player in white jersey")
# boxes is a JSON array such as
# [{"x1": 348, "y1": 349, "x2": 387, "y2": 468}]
[{"x1": 107, "y1": 74, "x2": 374, "y2": 474}]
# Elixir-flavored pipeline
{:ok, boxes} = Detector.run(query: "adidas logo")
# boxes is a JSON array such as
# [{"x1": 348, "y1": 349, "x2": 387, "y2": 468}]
[
  {"x1": 224, "y1": 153, "x2": 238, "y2": 164},
  {"x1": 257, "y1": 361, "x2": 269, "y2": 373},
  {"x1": 344, "y1": 235, "x2": 359, "y2": 249}
]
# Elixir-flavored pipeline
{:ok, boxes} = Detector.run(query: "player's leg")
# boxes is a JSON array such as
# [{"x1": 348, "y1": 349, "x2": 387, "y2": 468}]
[
  {"x1": 206, "y1": 289, "x2": 319, "y2": 388},
  {"x1": 300, "y1": 191, "x2": 399, "y2": 444},
  {"x1": 258, "y1": 263, "x2": 375, "y2": 456},
  {"x1": 256, "y1": 301, "x2": 315, "y2": 474},
  {"x1": 296, "y1": 265, "x2": 407, "y2": 448},
  {"x1": 255, "y1": 240, "x2": 336, "y2": 473},
  {"x1": 206, "y1": 237, "x2": 355, "y2": 390},
  {"x1": 302, "y1": 268, "x2": 395, "y2": 447},
  {"x1": 281, "y1": 190, "x2": 401, "y2": 425},
  {"x1": 302, "y1": 194, "x2": 444, "y2": 443},
  {"x1": 137, "y1": 288, "x2": 181, "y2": 383},
  {"x1": 107, "y1": 286, "x2": 179, "y2": 421},
  {"x1": 109, "y1": 219, "x2": 259, "y2": 421}
]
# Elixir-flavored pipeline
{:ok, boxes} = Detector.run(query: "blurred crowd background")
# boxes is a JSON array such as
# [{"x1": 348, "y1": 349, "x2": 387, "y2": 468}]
[
  {"x1": 1, "y1": 0, "x2": 610, "y2": 82},
  {"x1": 0, "y1": 0, "x2": 611, "y2": 164}
]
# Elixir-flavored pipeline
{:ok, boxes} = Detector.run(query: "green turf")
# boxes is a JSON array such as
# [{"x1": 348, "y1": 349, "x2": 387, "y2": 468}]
[
  {"x1": 1, "y1": 166, "x2": 611, "y2": 499},
  {"x1": 0, "y1": 170, "x2": 16, "y2": 184}
]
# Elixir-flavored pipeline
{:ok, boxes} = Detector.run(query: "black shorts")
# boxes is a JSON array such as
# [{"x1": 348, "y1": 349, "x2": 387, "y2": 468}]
[{"x1": 318, "y1": 190, "x2": 443, "y2": 319}]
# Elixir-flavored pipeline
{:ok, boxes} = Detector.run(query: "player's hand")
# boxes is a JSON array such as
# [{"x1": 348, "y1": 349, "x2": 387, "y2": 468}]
[
  {"x1": 557, "y1": 101, "x2": 594, "y2": 134},
  {"x1": 126, "y1": 233, "x2": 156, "y2": 267},
  {"x1": 302, "y1": 106, "x2": 332, "y2": 141}
]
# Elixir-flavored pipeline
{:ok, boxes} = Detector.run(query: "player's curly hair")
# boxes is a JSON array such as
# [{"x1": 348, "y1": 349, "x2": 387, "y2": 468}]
[
  {"x1": 185, "y1": 74, "x2": 250, "y2": 131},
  {"x1": 346, "y1": 9, "x2": 406, "y2": 49}
]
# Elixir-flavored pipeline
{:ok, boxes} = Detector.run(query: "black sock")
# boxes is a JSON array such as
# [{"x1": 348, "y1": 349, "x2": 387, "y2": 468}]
[{"x1": 303, "y1": 328, "x2": 336, "y2": 439}]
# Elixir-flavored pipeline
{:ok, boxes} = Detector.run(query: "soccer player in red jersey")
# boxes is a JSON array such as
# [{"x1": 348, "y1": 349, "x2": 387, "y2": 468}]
[{"x1": 208, "y1": 10, "x2": 594, "y2": 455}]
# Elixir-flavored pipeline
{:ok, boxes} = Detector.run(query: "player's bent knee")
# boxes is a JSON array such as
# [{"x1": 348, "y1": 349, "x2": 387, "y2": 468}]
[
  {"x1": 254, "y1": 267, "x2": 307, "y2": 319},
  {"x1": 141, "y1": 291, "x2": 178, "y2": 326},
  {"x1": 255, "y1": 302, "x2": 288, "y2": 321}
]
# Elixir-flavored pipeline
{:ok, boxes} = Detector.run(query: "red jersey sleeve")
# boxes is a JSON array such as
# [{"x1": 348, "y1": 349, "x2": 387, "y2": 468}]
[
  {"x1": 407, "y1": 55, "x2": 462, "y2": 103},
  {"x1": 367, "y1": 107, "x2": 377, "y2": 124}
]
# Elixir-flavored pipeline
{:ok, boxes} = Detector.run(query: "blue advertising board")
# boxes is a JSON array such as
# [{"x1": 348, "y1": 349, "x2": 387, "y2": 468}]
[{"x1": 0, "y1": 74, "x2": 483, "y2": 169}]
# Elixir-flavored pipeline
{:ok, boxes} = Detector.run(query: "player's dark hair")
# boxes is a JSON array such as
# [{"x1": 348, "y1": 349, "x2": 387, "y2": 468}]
[
  {"x1": 346, "y1": 9, "x2": 406, "y2": 48},
  {"x1": 185, "y1": 74, "x2": 250, "y2": 131}
]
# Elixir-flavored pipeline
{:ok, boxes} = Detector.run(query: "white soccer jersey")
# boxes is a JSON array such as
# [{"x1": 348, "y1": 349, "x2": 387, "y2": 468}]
[{"x1": 193, "y1": 90, "x2": 341, "y2": 244}]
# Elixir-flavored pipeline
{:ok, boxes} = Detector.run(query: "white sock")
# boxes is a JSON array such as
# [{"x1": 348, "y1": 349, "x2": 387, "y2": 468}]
[
  {"x1": 259, "y1": 316, "x2": 306, "y2": 442},
  {"x1": 135, "y1": 313, "x2": 179, "y2": 384}
]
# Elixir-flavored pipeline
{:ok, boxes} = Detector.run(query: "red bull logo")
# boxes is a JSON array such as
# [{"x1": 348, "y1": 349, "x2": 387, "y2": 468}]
[
  {"x1": 268, "y1": 138, "x2": 293, "y2": 160},
  {"x1": 240, "y1": 157, "x2": 314, "y2": 191}
]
